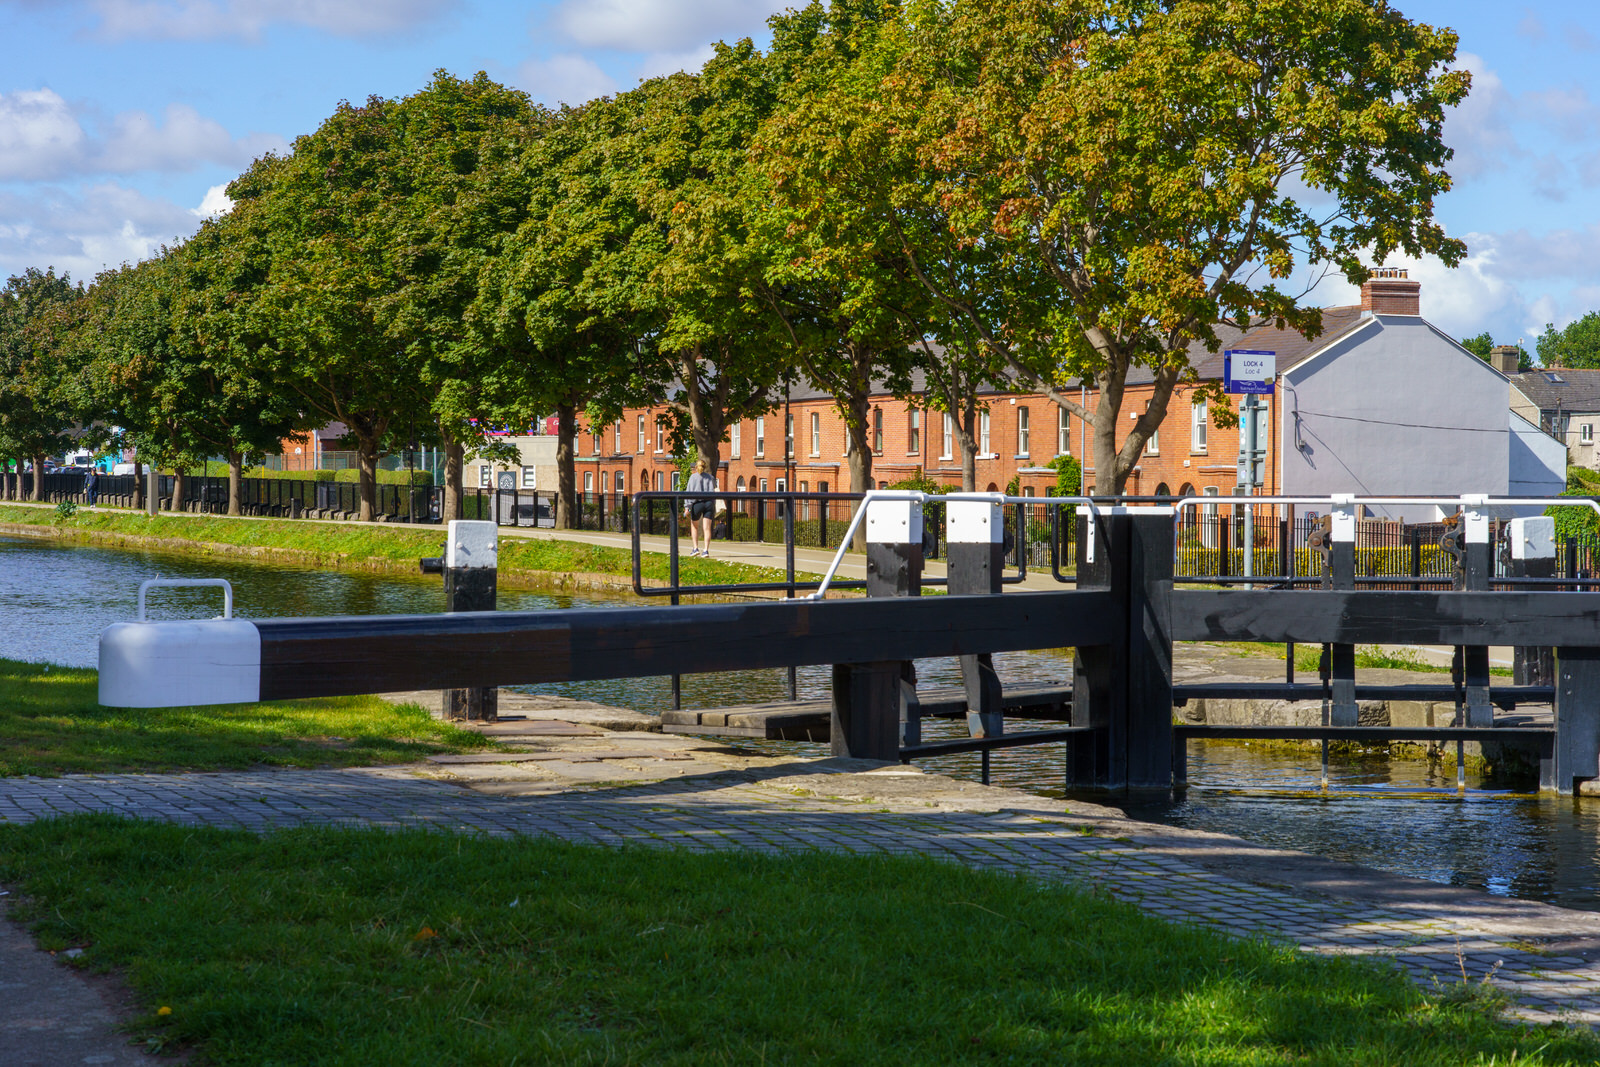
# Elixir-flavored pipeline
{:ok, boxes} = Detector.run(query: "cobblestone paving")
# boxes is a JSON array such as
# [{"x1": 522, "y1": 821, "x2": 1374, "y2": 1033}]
[{"x1": 4, "y1": 768, "x2": 1600, "y2": 1028}]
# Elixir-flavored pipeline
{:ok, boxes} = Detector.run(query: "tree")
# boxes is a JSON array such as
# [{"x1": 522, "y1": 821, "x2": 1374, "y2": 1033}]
[
  {"x1": 620, "y1": 47, "x2": 794, "y2": 478},
  {"x1": 372, "y1": 71, "x2": 548, "y2": 522},
  {"x1": 1537, "y1": 313, "x2": 1600, "y2": 370},
  {"x1": 230, "y1": 103, "x2": 433, "y2": 522},
  {"x1": 0, "y1": 268, "x2": 84, "y2": 500},
  {"x1": 888, "y1": 0, "x2": 1469, "y2": 494}
]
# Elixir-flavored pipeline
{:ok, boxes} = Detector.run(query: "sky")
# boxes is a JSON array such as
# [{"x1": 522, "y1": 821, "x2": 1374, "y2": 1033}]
[{"x1": 1, "y1": 0, "x2": 1597, "y2": 350}]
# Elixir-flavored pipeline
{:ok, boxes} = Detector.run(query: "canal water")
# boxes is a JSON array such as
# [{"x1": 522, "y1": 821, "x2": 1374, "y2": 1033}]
[{"x1": 6, "y1": 533, "x2": 1599, "y2": 911}]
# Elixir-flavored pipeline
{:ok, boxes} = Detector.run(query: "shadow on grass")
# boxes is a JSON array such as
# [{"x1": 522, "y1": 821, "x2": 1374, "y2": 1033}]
[{"x1": 0, "y1": 657, "x2": 492, "y2": 776}]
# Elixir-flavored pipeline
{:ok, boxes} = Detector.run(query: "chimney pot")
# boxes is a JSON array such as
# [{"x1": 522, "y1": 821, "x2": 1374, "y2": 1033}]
[
  {"x1": 1489, "y1": 344, "x2": 1521, "y2": 375},
  {"x1": 1361, "y1": 267, "x2": 1421, "y2": 316}
]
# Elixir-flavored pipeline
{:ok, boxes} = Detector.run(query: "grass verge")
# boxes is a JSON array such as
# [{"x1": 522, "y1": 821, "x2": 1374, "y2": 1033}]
[
  {"x1": 0, "y1": 503, "x2": 810, "y2": 590},
  {"x1": 1225, "y1": 641, "x2": 1514, "y2": 678},
  {"x1": 3, "y1": 817, "x2": 1594, "y2": 1065},
  {"x1": 0, "y1": 657, "x2": 493, "y2": 776}
]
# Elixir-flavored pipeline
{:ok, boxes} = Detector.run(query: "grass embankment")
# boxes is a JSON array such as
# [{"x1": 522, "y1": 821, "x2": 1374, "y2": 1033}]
[
  {"x1": 3, "y1": 819, "x2": 1592, "y2": 1065},
  {"x1": 0, "y1": 503, "x2": 807, "y2": 591},
  {"x1": 0, "y1": 658, "x2": 493, "y2": 777},
  {"x1": 1228, "y1": 641, "x2": 1513, "y2": 678}
]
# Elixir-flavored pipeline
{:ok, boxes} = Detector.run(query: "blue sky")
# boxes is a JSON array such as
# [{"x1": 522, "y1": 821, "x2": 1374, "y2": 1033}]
[{"x1": 2, "y1": 0, "x2": 1597, "y2": 350}]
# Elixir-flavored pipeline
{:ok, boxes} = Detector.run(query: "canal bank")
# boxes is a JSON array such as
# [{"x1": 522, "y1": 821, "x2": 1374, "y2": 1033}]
[{"x1": 6, "y1": 726, "x2": 1600, "y2": 1036}]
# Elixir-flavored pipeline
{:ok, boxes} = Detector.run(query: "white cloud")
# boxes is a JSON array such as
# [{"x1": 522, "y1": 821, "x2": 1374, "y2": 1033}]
[
  {"x1": 1443, "y1": 53, "x2": 1520, "y2": 178},
  {"x1": 0, "y1": 182, "x2": 203, "y2": 281},
  {"x1": 30, "y1": 0, "x2": 459, "y2": 41},
  {"x1": 0, "y1": 89, "x2": 91, "y2": 181},
  {"x1": 0, "y1": 89, "x2": 284, "y2": 179},
  {"x1": 514, "y1": 54, "x2": 617, "y2": 108},
  {"x1": 554, "y1": 0, "x2": 782, "y2": 52},
  {"x1": 192, "y1": 183, "x2": 233, "y2": 217},
  {"x1": 635, "y1": 45, "x2": 717, "y2": 81}
]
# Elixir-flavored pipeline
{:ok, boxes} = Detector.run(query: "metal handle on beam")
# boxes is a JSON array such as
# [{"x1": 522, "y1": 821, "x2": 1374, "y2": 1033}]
[{"x1": 137, "y1": 578, "x2": 234, "y2": 622}]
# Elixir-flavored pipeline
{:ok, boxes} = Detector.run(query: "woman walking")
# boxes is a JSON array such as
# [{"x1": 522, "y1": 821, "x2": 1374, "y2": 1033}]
[{"x1": 683, "y1": 459, "x2": 718, "y2": 557}]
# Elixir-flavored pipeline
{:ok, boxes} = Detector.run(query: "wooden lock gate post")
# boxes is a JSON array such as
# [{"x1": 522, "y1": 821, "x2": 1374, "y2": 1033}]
[
  {"x1": 420, "y1": 520, "x2": 499, "y2": 721},
  {"x1": 1069, "y1": 507, "x2": 1174, "y2": 792},
  {"x1": 831, "y1": 497, "x2": 923, "y2": 760},
  {"x1": 945, "y1": 497, "x2": 1006, "y2": 738}
]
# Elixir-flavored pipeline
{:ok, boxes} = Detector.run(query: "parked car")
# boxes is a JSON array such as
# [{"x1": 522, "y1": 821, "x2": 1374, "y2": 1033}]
[{"x1": 112, "y1": 463, "x2": 136, "y2": 476}]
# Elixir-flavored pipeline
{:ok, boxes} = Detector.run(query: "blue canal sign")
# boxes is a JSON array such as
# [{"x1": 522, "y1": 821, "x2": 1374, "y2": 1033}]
[{"x1": 1224, "y1": 350, "x2": 1276, "y2": 394}]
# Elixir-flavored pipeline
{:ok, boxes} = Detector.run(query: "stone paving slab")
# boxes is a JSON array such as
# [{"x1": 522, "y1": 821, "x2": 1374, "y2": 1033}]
[{"x1": 5, "y1": 764, "x2": 1600, "y2": 1029}]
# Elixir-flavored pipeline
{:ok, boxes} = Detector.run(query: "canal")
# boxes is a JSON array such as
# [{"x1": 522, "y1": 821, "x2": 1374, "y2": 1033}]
[{"x1": 5, "y1": 533, "x2": 1598, "y2": 911}]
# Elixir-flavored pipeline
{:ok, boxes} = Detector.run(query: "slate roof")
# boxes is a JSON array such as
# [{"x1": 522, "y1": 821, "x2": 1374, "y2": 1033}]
[{"x1": 1510, "y1": 368, "x2": 1600, "y2": 413}]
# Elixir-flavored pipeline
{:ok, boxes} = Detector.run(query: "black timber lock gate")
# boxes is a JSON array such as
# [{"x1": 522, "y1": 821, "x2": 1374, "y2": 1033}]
[{"x1": 96, "y1": 492, "x2": 1600, "y2": 795}]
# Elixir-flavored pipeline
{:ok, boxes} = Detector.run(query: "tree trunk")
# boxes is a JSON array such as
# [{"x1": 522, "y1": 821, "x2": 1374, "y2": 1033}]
[
  {"x1": 171, "y1": 469, "x2": 187, "y2": 512},
  {"x1": 957, "y1": 406, "x2": 979, "y2": 492},
  {"x1": 31, "y1": 454, "x2": 44, "y2": 501},
  {"x1": 442, "y1": 430, "x2": 463, "y2": 522},
  {"x1": 555, "y1": 402, "x2": 577, "y2": 530},
  {"x1": 132, "y1": 460, "x2": 144, "y2": 510},
  {"x1": 357, "y1": 438, "x2": 379, "y2": 522},
  {"x1": 227, "y1": 452, "x2": 243, "y2": 516},
  {"x1": 843, "y1": 392, "x2": 873, "y2": 550}
]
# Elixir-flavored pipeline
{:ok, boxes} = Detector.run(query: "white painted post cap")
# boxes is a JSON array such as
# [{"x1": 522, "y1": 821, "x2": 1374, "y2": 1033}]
[
  {"x1": 865, "y1": 498, "x2": 922, "y2": 545},
  {"x1": 1509, "y1": 516, "x2": 1556, "y2": 560},
  {"x1": 99, "y1": 619, "x2": 262, "y2": 708},
  {"x1": 447, "y1": 520, "x2": 498, "y2": 569},
  {"x1": 947, "y1": 499, "x2": 1004, "y2": 544}
]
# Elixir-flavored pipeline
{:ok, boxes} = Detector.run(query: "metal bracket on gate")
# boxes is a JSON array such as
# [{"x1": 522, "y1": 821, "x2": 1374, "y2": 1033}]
[{"x1": 137, "y1": 578, "x2": 234, "y2": 621}]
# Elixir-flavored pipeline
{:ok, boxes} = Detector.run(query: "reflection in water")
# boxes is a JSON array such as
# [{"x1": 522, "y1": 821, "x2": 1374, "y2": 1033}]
[{"x1": 5, "y1": 534, "x2": 1599, "y2": 909}]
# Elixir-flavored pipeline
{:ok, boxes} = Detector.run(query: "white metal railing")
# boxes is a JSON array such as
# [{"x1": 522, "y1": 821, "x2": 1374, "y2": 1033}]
[{"x1": 137, "y1": 578, "x2": 234, "y2": 621}]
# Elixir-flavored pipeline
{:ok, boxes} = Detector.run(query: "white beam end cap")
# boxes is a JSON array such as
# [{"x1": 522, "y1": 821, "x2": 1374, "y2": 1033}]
[
  {"x1": 865, "y1": 499, "x2": 922, "y2": 544},
  {"x1": 1510, "y1": 516, "x2": 1556, "y2": 560},
  {"x1": 99, "y1": 620, "x2": 262, "y2": 708},
  {"x1": 947, "y1": 499, "x2": 1004, "y2": 543},
  {"x1": 447, "y1": 520, "x2": 499, "y2": 569}
]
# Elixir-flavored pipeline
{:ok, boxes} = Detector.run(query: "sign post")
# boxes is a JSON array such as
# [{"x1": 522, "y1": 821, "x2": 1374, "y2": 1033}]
[{"x1": 1224, "y1": 351, "x2": 1276, "y2": 588}]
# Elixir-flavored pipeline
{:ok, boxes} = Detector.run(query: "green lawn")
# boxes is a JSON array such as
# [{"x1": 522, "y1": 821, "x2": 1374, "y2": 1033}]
[
  {"x1": 0, "y1": 657, "x2": 494, "y2": 776},
  {"x1": 3, "y1": 817, "x2": 1594, "y2": 1066},
  {"x1": 0, "y1": 503, "x2": 813, "y2": 588}
]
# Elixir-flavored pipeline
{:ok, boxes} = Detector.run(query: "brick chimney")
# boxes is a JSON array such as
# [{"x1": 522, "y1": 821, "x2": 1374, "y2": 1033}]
[
  {"x1": 1489, "y1": 345, "x2": 1521, "y2": 375},
  {"x1": 1360, "y1": 267, "x2": 1421, "y2": 316}
]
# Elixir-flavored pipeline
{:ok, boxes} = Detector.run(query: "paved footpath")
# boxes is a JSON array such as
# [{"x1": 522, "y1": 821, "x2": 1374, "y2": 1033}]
[{"x1": 6, "y1": 759, "x2": 1600, "y2": 1031}]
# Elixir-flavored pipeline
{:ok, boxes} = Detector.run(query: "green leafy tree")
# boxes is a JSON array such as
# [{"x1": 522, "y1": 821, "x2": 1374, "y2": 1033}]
[
  {"x1": 886, "y1": 0, "x2": 1469, "y2": 495},
  {"x1": 1537, "y1": 313, "x2": 1600, "y2": 370},
  {"x1": 1461, "y1": 332, "x2": 1493, "y2": 360},
  {"x1": 0, "y1": 268, "x2": 85, "y2": 500},
  {"x1": 229, "y1": 101, "x2": 434, "y2": 522}
]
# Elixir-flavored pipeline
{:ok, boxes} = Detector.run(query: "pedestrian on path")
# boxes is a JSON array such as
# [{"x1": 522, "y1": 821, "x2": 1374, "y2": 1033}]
[
  {"x1": 83, "y1": 467, "x2": 97, "y2": 507},
  {"x1": 684, "y1": 459, "x2": 717, "y2": 557}
]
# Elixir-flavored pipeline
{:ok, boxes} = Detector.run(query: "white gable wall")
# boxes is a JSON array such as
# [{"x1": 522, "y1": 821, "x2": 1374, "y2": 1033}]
[{"x1": 1280, "y1": 316, "x2": 1512, "y2": 516}]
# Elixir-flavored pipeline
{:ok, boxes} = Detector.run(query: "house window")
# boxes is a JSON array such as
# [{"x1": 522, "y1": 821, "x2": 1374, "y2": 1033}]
[
  {"x1": 614, "y1": 421, "x2": 622, "y2": 451},
  {"x1": 731, "y1": 422, "x2": 741, "y2": 458},
  {"x1": 479, "y1": 466, "x2": 491, "y2": 488},
  {"x1": 654, "y1": 470, "x2": 663, "y2": 490},
  {"x1": 1057, "y1": 406, "x2": 1069, "y2": 454},
  {"x1": 614, "y1": 471, "x2": 625, "y2": 493},
  {"x1": 756, "y1": 417, "x2": 766, "y2": 458},
  {"x1": 654, "y1": 420, "x2": 663, "y2": 453},
  {"x1": 1191, "y1": 401, "x2": 1208, "y2": 453},
  {"x1": 1144, "y1": 403, "x2": 1159, "y2": 455},
  {"x1": 592, "y1": 431, "x2": 601, "y2": 455},
  {"x1": 760, "y1": 478, "x2": 768, "y2": 492},
  {"x1": 521, "y1": 466, "x2": 537, "y2": 489},
  {"x1": 583, "y1": 471, "x2": 593, "y2": 493},
  {"x1": 636, "y1": 415, "x2": 645, "y2": 453},
  {"x1": 786, "y1": 414, "x2": 795, "y2": 459},
  {"x1": 873, "y1": 408, "x2": 883, "y2": 454},
  {"x1": 1583, "y1": 424, "x2": 1594, "y2": 444},
  {"x1": 810, "y1": 412, "x2": 820, "y2": 456},
  {"x1": 980, "y1": 411, "x2": 991, "y2": 455},
  {"x1": 736, "y1": 476, "x2": 745, "y2": 491},
  {"x1": 908, "y1": 408, "x2": 920, "y2": 453},
  {"x1": 670, "y1": 471, "x2": 680, "y2": 490},
  {"x1": 942, "y1": 414, "x2": 954, "y2": 460},
  {"x1": 1017, "y1": 406, "x2": 1030, "y2": 457}
]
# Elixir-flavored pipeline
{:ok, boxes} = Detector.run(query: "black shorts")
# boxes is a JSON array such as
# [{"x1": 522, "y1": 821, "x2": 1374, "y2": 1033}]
[{"x1": 689, "y1": 500, "x2": 713, "y2": 520}]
